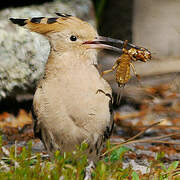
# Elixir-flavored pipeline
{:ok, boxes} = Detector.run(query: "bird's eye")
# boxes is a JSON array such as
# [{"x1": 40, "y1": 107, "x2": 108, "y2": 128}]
[{"x1": 70, "y1": 35, "x2": 77, "y2": 41}]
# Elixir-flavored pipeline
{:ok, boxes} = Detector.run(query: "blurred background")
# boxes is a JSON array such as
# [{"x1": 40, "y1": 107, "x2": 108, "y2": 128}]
[{"x1": 0, "y1": 0, "x2": 180, "y2": 167}]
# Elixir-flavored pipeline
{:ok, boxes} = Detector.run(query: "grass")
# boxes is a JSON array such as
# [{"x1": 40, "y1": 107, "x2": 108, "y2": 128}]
[{"x1": 0, "y1": 138, "x2": 179, "y2": 180}]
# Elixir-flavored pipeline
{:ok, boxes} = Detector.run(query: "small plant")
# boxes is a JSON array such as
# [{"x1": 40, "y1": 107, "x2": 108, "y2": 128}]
[{"x1": 0, "y1": 137, "x2": 179, "y2": 179}]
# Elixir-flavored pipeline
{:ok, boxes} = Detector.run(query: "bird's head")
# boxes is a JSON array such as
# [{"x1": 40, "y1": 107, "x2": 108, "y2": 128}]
[{"x1": 10, "y1": 13, "x2": 123, "y2": 55}]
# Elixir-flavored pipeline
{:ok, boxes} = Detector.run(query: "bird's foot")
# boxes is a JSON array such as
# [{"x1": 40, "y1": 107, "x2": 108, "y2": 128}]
[{"x1": 84, "y1": 161, "x2": 95, "y2": 180}]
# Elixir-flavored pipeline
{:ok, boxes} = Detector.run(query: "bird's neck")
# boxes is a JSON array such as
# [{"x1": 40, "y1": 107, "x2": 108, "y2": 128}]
[{"x1": 44, "y1": 49, "x2": 98, "y2": 78}]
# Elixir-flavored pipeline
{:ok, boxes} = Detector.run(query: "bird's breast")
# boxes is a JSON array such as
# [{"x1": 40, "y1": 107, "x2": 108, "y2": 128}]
[{"x1": 36, "y1": 63, "x2": 112, "y2": 126}]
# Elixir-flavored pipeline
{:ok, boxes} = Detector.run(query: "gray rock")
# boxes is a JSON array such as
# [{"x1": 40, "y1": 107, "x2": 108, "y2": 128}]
[
  {"x1": 123, "y1": 159, "x2": 150, "y2": 174},
  {"x1": 0, "y1": 0, "x2": 95, "y2": 100}
]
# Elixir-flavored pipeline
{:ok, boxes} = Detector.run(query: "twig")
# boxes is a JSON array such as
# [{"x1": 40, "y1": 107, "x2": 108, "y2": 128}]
[
  {"x1": 15, "y1": 140, "x2": 17, "y2": 170},
  {"x1": 102, "y1": 120, "x2": 178, "y2": 156},
  {"x1": 117, "y1": 139, "x2": 180, "y2": 146},
  {"x1": 0, "y1": 161, "x2": 10, "y2": 171},
  {"x1": 172, "y1": 168, "x2": 180, "y2": 177},
  {"x1": 2, "y1": 147, "x2": 10, "y2": 157},
  {"x1": 145, "y1": 132, "x2": 180, "y2": 140},
  {"x1": 25, "y1": 153, "x2": 49, "y2": 161},
  {"x1": 115, "y1": 125, "x2": 180, "y2": 130},
  {"x1": 122, "y1": 121, "x2": 163, "y2": 143},
  {"x1": 113, "y1": 132, "x2": 180, "y2": 145},
  {"x1": 2, "y1": 146, "x2": 19, "y2": 168}
]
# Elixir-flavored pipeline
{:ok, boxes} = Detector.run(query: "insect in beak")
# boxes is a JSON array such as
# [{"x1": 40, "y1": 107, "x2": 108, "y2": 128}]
[{"x1": 82, "y1": 36, "x2": 137, "y2": 53}]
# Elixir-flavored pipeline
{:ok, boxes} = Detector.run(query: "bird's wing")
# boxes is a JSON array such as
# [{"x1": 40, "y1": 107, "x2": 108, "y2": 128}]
[{"x1": 31, "y1": 104, "x2": 42, "y2": 140}]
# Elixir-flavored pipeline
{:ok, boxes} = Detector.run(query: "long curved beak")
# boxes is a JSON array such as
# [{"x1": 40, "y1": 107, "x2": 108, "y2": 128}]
[
  {"x1": 82, "y1": 36, "x2": 137, "y2": 53},
  {"x1": 98, "y1": 36, "x2": 137, "y2": 48}
]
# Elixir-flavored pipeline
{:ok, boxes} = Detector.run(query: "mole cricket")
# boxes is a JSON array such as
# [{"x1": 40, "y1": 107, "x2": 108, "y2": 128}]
[{"x1": 101, "y1": 40, "x2": 151, "y2": 105}]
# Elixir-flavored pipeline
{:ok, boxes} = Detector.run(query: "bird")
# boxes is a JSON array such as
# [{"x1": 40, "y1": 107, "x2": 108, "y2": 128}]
[{"x1": 10, "y1": 13, "x2": 122, "y2": 160}]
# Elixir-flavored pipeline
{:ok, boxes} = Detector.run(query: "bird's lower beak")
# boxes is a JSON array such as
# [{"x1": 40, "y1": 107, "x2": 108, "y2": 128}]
[{"x1": 82, "y1": 36, "x2": 137, "y2": 53}]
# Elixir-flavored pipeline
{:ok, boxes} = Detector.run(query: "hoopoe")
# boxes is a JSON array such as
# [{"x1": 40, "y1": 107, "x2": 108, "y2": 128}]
[{"x1": 10, "y1": 13, "x2": 122, "y2": 160}]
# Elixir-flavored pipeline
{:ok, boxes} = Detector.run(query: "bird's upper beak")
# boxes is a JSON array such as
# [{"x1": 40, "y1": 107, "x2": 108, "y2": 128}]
[{"x1": 82, "y1": 36, "x2": 137, "y2": 53}]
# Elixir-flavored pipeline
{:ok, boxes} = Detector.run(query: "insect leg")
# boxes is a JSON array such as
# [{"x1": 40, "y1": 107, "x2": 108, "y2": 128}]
[
  {"x1": 101, "y1": 62, "x2": 118, "y2": 76},
  {"x1": 130, "y1": 55, "x2": 137, "y2": 61},
  {"x1": 130, "y1": 63, "x2": 142, "y2": 87},
  {"x1": 123, "y1": 40, "x2": 128, "y2": 48},
  {"x1": 116, "y1": 85, "x2": 125, "y2": 106},
  {"x1": 101, "y1": 69, "x2": 114, "y2": 76}
]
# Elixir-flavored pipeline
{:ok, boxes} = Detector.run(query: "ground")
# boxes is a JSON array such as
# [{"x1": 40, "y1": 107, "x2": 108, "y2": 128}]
[{"x1": 0, "y1": 82, "x2": 179, "y2": 179}]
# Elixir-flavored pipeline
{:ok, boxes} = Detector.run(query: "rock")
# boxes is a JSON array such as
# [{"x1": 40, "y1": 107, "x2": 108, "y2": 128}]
[
  {"x1": 0, "y1": 0, "x2": 95, "y2": 100},
  {"x1": 123, "y1": 159, "x2": 150, "y2": 174}
]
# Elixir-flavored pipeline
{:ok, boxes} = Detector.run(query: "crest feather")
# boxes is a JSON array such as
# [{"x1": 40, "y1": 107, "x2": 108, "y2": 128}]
[{"x1": 10, "y1": 13, "x2": 88, "y2": 35}]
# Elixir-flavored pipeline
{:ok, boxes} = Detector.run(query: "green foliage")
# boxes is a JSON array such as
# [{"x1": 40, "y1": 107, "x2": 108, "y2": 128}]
[
  {"x1": 132, "y1": 171, "x2": 140, "y2": 180},
  {"x1": 146, "y1": 152, "x2": 180, "y2": 180},
  {"x1": 156, "y1": 151, "x2": 165, "y2": 161},
  {"x1": 104, "y1": 145, "x2": 131, "y2": 163},
  {"x1": 0, "y1": 138, "x2": 179, "y2": 179}
]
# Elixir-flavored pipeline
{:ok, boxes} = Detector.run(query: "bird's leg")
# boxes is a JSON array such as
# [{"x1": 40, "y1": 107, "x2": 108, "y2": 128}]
[
  {"x1": 101, "y1": 62, "x2": 118, "y2": 77},
  {"x1": 84, "y1": 160, "x2": 95, "y2": 180}
]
